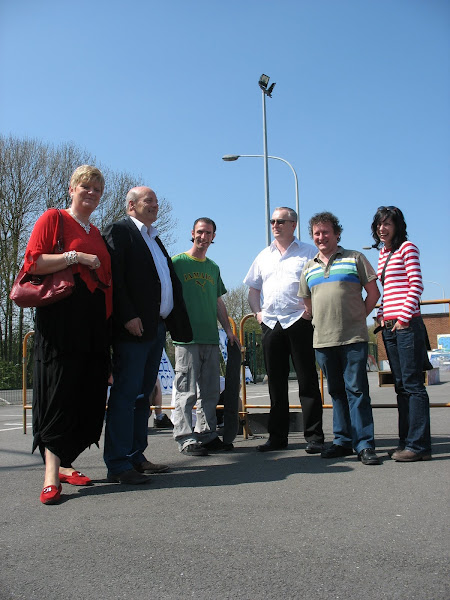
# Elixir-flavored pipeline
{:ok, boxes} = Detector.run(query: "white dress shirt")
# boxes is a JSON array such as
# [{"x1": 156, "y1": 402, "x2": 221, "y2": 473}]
[
  {"x1": 243, "y1": 238, "x2": 316, "y2": 329},
  {"x1": 129, "y1": 216, "x2": 174, "y2": 318}
]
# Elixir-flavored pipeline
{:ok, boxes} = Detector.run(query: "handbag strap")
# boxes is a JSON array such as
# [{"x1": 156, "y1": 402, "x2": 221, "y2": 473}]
[
  {"x1": 54, "y1": 209, "x2": 65, "y2": 253},
  {"x1": 380, "y1": 250, "x2": 393, "y2": 286}
]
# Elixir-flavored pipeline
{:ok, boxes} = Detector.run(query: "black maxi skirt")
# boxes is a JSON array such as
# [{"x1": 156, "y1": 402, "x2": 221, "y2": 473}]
[{"x1": 32, "y1": 275, "x2": 110, "y2": 465}]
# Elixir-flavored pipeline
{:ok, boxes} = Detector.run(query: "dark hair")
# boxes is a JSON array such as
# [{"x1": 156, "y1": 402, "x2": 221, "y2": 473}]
[
  {"x1": 308, "y1": 212, "x2": 343, "y2": 242},
  {"x1": 191, "y1": 217, "x2": 216, "y2": 243},
  {"x1": 371, "y1": 206, "x2": 407, "y2": 250}
]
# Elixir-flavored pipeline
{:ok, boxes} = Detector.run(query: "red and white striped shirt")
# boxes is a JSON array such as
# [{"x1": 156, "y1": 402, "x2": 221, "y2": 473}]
[{"x1": 377, "y1": 241, "x2": 423, "y2": 325}]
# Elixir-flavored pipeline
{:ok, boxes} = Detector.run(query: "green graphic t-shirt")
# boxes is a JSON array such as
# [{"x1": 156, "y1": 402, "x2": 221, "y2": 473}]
[{"x1": 171, "y1": 252, "x2": 226, "y2": 344}]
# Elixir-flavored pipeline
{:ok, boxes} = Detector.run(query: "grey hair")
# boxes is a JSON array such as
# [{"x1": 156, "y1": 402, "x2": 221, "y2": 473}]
[
  {"x1": 274, "y1": 207, "x2": 297, "y2": 222},
  {"x1": 125, "y1": 189, "x2": 139, "y2": 212}
]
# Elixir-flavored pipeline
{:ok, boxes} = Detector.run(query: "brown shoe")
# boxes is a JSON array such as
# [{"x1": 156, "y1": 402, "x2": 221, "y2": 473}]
[
  {"x1": 393, "y1": 449, "x2": 432, "y2": 462},
  {"x1": 134, "y1": 459, "x2": 170, "y2": 474},
  {"x1": 388, "y1": 446, "x2": 405, "y2": 457}
]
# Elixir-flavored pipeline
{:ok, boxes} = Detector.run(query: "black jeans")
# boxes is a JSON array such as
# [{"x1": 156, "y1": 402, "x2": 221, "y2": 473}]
[{"x1": 261, "y1": 318, "x2": 324, "y2": 443}]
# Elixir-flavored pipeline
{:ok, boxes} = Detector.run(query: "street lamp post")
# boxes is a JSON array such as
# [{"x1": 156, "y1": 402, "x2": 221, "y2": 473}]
[
  {"x1": 258, "y1": 74, "x2": 276, "y2": 246},
  {"x1": 424, "y1": 280, "x2": 446, "y2": 299},
  {"x1": 222, "y1": 154, "x2": 300, "y2": 240}
]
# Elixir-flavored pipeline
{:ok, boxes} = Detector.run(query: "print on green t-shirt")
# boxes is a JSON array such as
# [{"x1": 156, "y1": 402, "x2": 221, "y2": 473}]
[{"x1": 171, "y1": 253, "x2": 226, "y2": 345}]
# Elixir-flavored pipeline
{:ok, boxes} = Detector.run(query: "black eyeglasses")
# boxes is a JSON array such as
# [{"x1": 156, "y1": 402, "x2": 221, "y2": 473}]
[
  {"x1": 270, "y1": 219, "x2": 295, "y2": 225},
  {"x1": 377, "y1": 206, "x2": 398, "y2": 212}
]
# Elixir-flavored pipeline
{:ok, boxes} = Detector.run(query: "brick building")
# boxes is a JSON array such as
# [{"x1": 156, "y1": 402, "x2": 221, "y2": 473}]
[{"x1": 376, "y1": 312, "x2": 450, "y2": 364}]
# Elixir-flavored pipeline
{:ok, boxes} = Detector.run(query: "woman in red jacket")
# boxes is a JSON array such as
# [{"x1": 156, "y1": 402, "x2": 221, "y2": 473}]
[{"x1": 24, "y1": 165, "x2": 112, "y2": 503}]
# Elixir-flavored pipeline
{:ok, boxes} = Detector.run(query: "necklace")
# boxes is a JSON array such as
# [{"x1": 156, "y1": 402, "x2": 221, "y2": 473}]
[{"x1": 68, "y1": 209, "x2": 91, "y2": 234}]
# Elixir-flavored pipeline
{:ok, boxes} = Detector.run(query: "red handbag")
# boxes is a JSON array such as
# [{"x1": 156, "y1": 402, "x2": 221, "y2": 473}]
[{"x1": 10, "y1": 210, "x2": 75, "y2": 308}]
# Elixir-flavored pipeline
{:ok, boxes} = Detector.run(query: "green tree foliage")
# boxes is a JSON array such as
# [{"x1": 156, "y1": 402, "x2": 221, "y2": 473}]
[{"x1": 221, "y1": 284, "x2": 260, "y2": 334}]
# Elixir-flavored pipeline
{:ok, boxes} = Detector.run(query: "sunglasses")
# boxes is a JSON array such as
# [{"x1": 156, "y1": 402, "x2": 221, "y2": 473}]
[
  {"x1": 377, "y1": 206, "x2": 398, "y2": 212},
  {"x1": 270, "y1": 219, "x2": 295, "y2": 225}
]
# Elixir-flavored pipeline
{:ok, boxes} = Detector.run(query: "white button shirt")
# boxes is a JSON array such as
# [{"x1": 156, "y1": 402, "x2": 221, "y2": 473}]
[
  {"x1": 129, "y1": 217, "x2": 174, "y2": 319},
  {"x1": 243, "y1": 238, "x2": 316, "y2": 329}
]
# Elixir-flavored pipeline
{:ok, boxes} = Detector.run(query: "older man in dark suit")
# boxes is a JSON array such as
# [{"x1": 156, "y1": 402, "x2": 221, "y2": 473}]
[{"x1": 103, "y1": 186, "x2": 191, "y2": 484}]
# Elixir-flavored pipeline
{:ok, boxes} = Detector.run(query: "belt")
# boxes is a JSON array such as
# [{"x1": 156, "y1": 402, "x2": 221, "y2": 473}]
[{"x1": 384, "y1": 319, "x2": 396, "y2": 329}]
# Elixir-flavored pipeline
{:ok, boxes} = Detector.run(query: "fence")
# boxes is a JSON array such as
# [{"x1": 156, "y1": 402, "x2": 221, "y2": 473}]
[
  {"x1": 237, "y1": 304, "x2": 450, "y2": 438},
  {"x1": 17, "y1": 301, "x2": 450, "y2": 436}
]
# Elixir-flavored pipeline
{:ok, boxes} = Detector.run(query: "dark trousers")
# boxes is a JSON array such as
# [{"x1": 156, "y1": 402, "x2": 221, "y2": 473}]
[
  {"x1": 382, "y1": 317, "x2": 431, "y2": 454},
  {"x1": 261, "y1": 318, "x2": 324, "y2": 443},
  {"x1": 104, "y1": 322, "x2": 166, "y2": 475}
]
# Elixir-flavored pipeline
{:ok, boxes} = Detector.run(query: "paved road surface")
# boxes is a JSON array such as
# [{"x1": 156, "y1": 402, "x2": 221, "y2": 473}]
[{"x1": 1, "y1": 373, "x2": 449, "y2": 600}]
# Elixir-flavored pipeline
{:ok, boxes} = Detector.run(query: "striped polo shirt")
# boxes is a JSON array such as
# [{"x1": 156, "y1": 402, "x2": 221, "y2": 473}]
[{"x1": 298, "y1": 247, "x2": 377, "y2": 348}]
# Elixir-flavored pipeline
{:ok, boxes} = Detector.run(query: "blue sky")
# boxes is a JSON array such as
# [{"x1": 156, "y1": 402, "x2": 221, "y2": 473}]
[{"x1": 1, "y1": 0, "x2": 449, "y2": 313}]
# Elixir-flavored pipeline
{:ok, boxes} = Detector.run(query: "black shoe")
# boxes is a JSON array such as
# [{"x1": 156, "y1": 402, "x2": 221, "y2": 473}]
[
  {"x1": 223, "y1": 443, "x2": 234, "y2": 451},
  {"x1": 256, "y1": 439, "x2": 288, "y2": 452},
  {"x1": 181, "y1": 443, "x2": 209, "y2": 456},
  {"x1": 320, "y1": 444, "x2": 353, "y2": 459},
  {"x1": 358, "y1": 448, "x2": 381, "y2": 465},
  {"x1": 305, "y1": 441, "x2": 325, "y2": 454},
  {"x1": 107, "y1": 470, "x2": 152, "y2": 484},
  {"x1": 154, "y1": 414, "x2": 174, "y2": 429},
  {"x1": 203, "y1": 437, "x2": 226, "y2": 451},
  {"x1": 133, "y1": 459, "x2": 170, "y2": 474}
]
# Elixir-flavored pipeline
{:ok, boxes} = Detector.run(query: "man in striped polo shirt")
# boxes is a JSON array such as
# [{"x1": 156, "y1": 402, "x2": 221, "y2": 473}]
[{"x1": 299, "y1": 212, "x2": 381, "y2": 465}]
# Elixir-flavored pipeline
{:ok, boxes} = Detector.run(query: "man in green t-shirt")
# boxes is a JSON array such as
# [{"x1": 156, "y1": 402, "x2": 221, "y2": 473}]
[{"x1": 171, "y1": 218, "x2": 239, "y2": 456}]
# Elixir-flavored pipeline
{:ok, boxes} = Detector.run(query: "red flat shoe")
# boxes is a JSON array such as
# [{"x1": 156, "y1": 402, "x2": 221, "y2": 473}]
[
  {"x1": 40, "y1": 484, "x2": 62, "y2": 505},
  {"x1": 59, "y1": 471, "x2": 92, "y2": 486}
]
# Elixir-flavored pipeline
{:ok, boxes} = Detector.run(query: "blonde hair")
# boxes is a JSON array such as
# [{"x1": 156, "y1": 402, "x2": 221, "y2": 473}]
[{"x1": 69, "y1": 165, "x2": 105, "y2": 193}]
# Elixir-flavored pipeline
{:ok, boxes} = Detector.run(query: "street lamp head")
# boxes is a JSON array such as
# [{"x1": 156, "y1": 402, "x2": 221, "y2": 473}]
[
  {"x1": 258, "y1": 74, "x2": 270, "y2": 90},
  {"x1": 222, "y1": 155, "x2": 240, "y2": 162},
  {"x1": 266, "y1": 82, "x2": 276, "y2": 97}
]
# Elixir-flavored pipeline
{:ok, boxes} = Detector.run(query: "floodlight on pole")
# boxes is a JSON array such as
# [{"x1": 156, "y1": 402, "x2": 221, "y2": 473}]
[
  {"x1": 222, "y1": 154, "x2": 301, "y2": 240},
  {"x1": 258, "y1": 73, "x2": 276, "y2": 246}
]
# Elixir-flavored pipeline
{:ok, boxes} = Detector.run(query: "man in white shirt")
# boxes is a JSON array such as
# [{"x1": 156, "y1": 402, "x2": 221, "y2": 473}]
[
  {"x1": 103, "y1": 187, "x2": 192, "y2": 483},
  {"x1": 244, "y1": 207, "x2": 324, "y2": 452}
]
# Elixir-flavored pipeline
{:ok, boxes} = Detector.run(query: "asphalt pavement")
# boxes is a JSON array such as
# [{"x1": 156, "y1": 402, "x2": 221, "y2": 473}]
[{"x1": 1, "y1": 373, "x2": 449, "y2": 600}]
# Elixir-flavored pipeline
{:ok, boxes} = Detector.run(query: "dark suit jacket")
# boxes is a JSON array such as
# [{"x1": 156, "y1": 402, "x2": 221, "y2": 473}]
[{"x1": 103, "y1": 217, "x2": 192, "y2": 343}]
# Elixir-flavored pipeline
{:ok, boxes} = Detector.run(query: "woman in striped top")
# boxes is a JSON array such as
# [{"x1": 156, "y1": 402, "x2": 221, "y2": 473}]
[{"x1": 371, "y1": 206, "x2": 431, "y2": 462}]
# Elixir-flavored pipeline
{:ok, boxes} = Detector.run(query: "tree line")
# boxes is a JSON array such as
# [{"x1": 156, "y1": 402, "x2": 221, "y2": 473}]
[
  {"x1": 0, "y1": 134, "x2": 176, "y2": 381},
  {"x1": 0, "y1": 134, "x2": 260, "y2": 389}
]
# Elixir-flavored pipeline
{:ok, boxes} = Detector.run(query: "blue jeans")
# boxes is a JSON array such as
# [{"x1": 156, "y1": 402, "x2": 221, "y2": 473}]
[
  {"x1": 315, "y1": 342, "x2": 375, "y2": 454},
  {"x1": 104, "y1": 322, "x2": 166, "y2": 474},
  {"x1": 382, "y1": 317, "x2": 431, "y2": 454}
]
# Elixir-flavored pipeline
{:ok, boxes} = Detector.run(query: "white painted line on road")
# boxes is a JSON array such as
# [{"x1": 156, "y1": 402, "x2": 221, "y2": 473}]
[
  {"x1": 0, "y1": 414, "x2": 24, "y2": 418},
  {"x1": 0, "y1": 426, "x2": 32, "y2": 432}
]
